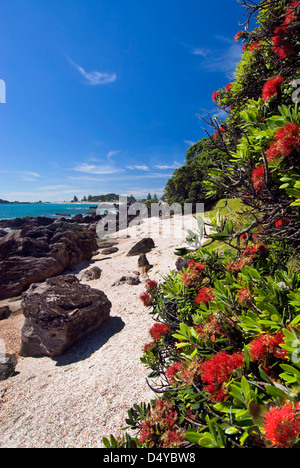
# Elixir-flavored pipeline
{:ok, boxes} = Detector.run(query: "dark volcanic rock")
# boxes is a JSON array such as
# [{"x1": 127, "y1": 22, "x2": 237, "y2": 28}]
[
  {"x1": 0, "y1": 221, "x2": 98, "y2": 299},
  {"x1": 20, "y1": 275, "x2": 111, "y2": 357},
  {"x1": 126, "y1": 238, "x2": 155, "y2": 257},
  {"x1": 0, "y1": 354, "x2": 18, "y2": 381},
  {"x1": 0, "y1": 306, "x2": 11, "y2": 320}
]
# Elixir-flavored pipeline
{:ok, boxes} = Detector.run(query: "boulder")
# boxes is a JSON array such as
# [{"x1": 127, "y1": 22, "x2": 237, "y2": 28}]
[
  {"x1": 0, "y1": 306, "x2": 11, "y2": 320},
  {"x1": 101, "y1": 247, "x2": 119, "y2": 255},
  {"x1": 20, "y1": 275, "x2": 111, "y2": 357},
  {"x1": 79, "y1": 266, "x2": 102, "y2": 281},
  {"x1": 0, "y1": 222, "x2": 98, "y2": 299},
  {"x1": 126, "y1": 238, "x2": 155, "y2": 257},
  {"x1": 0, "y1": 354, "x2": 18, "y2": 381},
  {"x1": 112, "y1": 276, "x2": 141, "y2": 286}
]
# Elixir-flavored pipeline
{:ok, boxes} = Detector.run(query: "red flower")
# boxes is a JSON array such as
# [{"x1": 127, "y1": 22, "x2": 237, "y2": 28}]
[
  {"x1": 149, "y1": 323, "x2": 170, "y2": 341},
  {"x1": 249, "y1": 331, "x2": 287, "y2": 365},
  {"x1": 275, "y1": 217, "x2": 290, "y2": 228},
  {"x1": 140, "y1": 291, "x2": 152, "y2": 307},
  {"x1": 272, "y1": 26, "x2": 295, "y2": 59},
  {"x1": 266, "y1": 122, "x2": 300, "y2": 162},
  {"x1": 183, "y1": 261, "x2": 205, "y2": 287},
  {"x1": 224, "y1": 83, "x2": 232, "y2": 91},
  {"x1": 146, "y1": 280, "x2": 157, "y2": 291},
  {"x1": 251, "y1": 164, "x2": 265, "y2": 193},
  {"x1": 237, "y1": 287, "x2": 252, "y2": 306},
  {"x1": 200, "y1": 351, "x2": 244, "y2": 401},
  {"x1": 212, "y1": 90, "x2": 220, "y2": 102},
  {"x1": 263, "y1": 402, "x2": 300, "y2": 448},
  {"x1": 262, "y1": 75, "x2": 284, "y2": 101},
  {"x1": 234, "y1": 30, "x2": 244, "y2": 42},
  {"x1": 143, "y1": 341, "x2": 155, "y2": 353},
  {"x1": 249, "y1": 41, "x2": 262, "y2": 52},
  {"x1": 166, "y1": 362, "x2": 185, "y2": 383},
  {"x1": 195, "y1": 287, "x2": 214, "y2": 305}
]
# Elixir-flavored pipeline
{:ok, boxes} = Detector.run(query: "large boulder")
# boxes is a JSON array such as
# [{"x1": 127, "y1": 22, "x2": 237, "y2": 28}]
[
  {"x1": 0, "y1": 221, "x2": 98, "y2": 299},
  {"x1": 126, "y1": 237, "x2": 155, "y2": 257},
  {"x1": 20, "y1": 275, "x2": 111, "y2": 357}
]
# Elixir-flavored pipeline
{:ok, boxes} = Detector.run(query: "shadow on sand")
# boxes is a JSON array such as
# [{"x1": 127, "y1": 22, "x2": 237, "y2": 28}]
[{"x1": 53, "y1": 316, "x2": 125, "y2": 367}]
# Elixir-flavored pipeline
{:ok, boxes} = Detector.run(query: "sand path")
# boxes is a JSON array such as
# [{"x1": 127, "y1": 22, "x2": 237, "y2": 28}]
[{"x1": 0, "y1": 215, "x2": 197, "y2": 448}]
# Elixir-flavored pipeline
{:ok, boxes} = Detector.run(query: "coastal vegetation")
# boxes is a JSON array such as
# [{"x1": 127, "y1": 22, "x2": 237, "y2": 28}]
[{"x1": 104, "y1": 0, "x2": 300, "y2": 449}]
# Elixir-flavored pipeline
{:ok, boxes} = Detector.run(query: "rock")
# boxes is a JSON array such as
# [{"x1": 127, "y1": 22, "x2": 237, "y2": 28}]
[
  {"x1": 112, "y1": 276, "x2": 141, "y2": 286},
  {"x1": 175, "y1": 257, "x2": 189, "y2": 272},
  {"x1": 0, "y1": 306, "x2": 11, "y2": 320},
  {"x1": 0, "y1": 229, "x2": 8, "y2": 238},
  {"x1": 126, "y1": 238, "x2": 155, "y2": 257},
  {"x1": 20, "y1": 275, "x2": 111, "y2": 357},
  {"x1": 0, "y1": 354, "x2": 18, "y2": 381},
  {"x1": 79, "y1": 266, "x2": 102, "y2": 281},
  {"x1": 101, "y1": 247, "x2": 119, "y2": 255},
  {"x1": 0, "y1": 222, "x2": 98, "y2": 299},
  {"x1": 138, "y1": 253, "x2": 152, "y2": 274}
]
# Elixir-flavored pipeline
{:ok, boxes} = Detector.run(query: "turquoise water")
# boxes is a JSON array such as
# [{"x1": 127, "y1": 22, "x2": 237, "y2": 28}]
[{"x1": 0, "y1": 203, "x2": 106, "y2": 221}]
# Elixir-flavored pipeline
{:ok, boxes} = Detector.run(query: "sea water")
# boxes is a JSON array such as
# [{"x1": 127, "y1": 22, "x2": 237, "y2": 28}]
[{"x1": 0, "y1": 203, "x2": 114, "y2": 221}]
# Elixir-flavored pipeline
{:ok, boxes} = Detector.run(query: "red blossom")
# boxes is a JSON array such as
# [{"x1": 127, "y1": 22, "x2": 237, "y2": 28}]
[
  {"x1": 237, "y1": 287, "x2": 252, "y2": 305},
  {"x1": 262, "y1": 75, "x2": 284, "y2": 101},
  {"x1": 140, "y1": 291, "x2": 152, "y2": 307},
  {"x1": 251, "y1": 164, "x2": 265, "y2": 193},
  {"x1": 166, "y1": 362, "x2": 185, "y2": 383},
  {"x1": 146, "y1": 280, "x2": 157, "y2": 291},
  {"x1": 195, "y1": 287, "x2": 214, "y2": 305},
  {"x1": 224, "y1": 83, "x2": 232, "y2": 91},
  {"x1": 200, "y1": 351, "x2": 244, "y2": 401},
  {"x1": 275, "y1": 217, "x2": 290, "y2": 228},
  {"x1": 249, "y1": 41, "x2": 262, "y2": 52},
  {"x1": 234, "y1": 30, "x2": 244, "y2": 42},
  {"x1": 149, "y1": 323, "x2": 170, "y2": 341},
  {"x1": 249, "y1": 331, "x2": 287, "y2": 366},
  {"x1": 263, "y1": 402, "x2": 300, "y2": 448},
  {"x1": 212, "y1": 90, "x2": 220, "y2": 102}
]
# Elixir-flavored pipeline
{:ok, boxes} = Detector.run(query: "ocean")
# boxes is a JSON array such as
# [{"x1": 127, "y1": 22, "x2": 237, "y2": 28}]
[{"x1": 0, "y1": 203, "x2": 115, "y2": 221}]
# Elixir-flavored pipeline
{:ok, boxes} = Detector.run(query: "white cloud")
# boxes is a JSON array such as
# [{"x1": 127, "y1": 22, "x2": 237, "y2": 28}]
[
  {"x1": 184, "y1": 140, "x2": 197, "y2": 147},
  {"x1": 127, "y1": 165, "x2": 150, "y2": 171},
  {"x1": 69, "y1": 59, "x2": 117, "y2": 85},
  {"x1": 73, "y1": 163, "x2": 124, "y2": 175},
  {"x1": 190, "y1": 38, "x2": 243, "y2": 76},
  {"x1": 154, "y1": 162, "x2": 182, "y2": 170},
  {"x1": 192, "y1": 47, "x2": 211, "y2": 57}
]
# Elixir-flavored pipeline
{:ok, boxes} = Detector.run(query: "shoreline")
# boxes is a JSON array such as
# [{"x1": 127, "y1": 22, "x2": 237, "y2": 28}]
[{"x1": 0, "y1": 215, "x2": 194, "y2": 448}]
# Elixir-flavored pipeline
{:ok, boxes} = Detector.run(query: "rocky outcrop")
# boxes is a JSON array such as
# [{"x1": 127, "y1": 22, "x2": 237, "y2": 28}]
[
  {"x1": 126, "y1": 238, "x2": 155, "y2": 257},
  {"x1": 20, "y1": 275, "x2": 111, "y2": 357},
  {"x1": 0, "y1": 221, "x2": 98, "y2": 299}
]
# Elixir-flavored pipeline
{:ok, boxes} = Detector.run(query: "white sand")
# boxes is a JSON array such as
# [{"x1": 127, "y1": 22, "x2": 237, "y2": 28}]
[{"x1": 0, "y1": 214, "x2": 200, "y2": 448}]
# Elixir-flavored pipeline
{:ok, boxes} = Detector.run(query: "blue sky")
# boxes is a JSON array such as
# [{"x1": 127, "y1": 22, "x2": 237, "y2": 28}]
[{"x1": 0, "y1": 0, "x2": 244, "y2": 202}]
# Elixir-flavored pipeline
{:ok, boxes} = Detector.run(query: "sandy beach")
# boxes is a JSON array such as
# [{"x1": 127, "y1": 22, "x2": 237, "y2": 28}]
[{"x1": 0, "y1": 214, "x2": 199, "y2": 448}]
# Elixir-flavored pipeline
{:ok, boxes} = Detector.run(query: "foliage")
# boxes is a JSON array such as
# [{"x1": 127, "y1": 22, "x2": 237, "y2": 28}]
[
  {"x1": 203, "y1": 0, "x2": 300, "y2": 249},
  {"x1": 103, "y1": 0, "x2": 300, "y2": 449},
  {"x1": 163, "y1": 138, "x2": 226, "y2": 207}
]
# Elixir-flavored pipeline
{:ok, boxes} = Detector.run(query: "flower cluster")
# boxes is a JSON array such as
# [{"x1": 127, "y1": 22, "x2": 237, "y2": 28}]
[
  {"x1": 149, "y1": 323, "x2": 170, "y2": 341},
  {"x1": 263, "y1": 402, "x2": 300, "y2": 448},
  {"x1": 138, "y1": 399, "x2": 185, "y2": 448},
  {"x1": 140, "y1": 280, "x2": 158, "y2": 307},
  {"x1": 182, "y1": 260, "x2": 205, "y2": 287},
  {"x1": 262, "y1": 75, "x2": 284, "y2": 102},
  {"x1": 271, "y1": 1, "x2": 299, "y2": 59},
  {"x1": 166, "y1": 360, "x2": 202, "y2": 386},
  {"x1": 249, "y1": 331, "x2": 287, "y2": 371},
  {"x1": 266, "y1": 122, "x2": 300, "y2": 162},
  {"x1": 200, "y1": 351, "x2": 244, "y2": 402},
  {"x1": 193, "y1": 316, "x2": 224, "y2": 343},
  {"x1": 194, "y1": 286, "x2": 214, "y2": 305},
  {"x1": 237, "y1": 287, "x2": 252, "y2": 306}
]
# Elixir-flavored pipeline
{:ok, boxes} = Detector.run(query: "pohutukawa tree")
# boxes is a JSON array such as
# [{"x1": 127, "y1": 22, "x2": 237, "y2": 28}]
[
  {"x1": 203, "y1": 0, "x2": 300, "y2": 251},
  {"x1": 103, "y1": 0, "x2": 300, "y2": 450}
]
